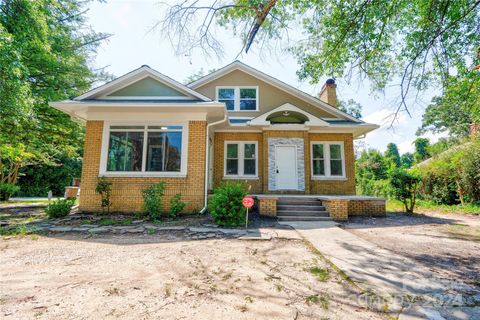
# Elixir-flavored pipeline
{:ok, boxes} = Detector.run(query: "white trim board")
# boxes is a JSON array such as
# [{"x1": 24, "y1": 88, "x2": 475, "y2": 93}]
[{"x1": 75, "y1": 65, "x2": 211, "y2": 102}]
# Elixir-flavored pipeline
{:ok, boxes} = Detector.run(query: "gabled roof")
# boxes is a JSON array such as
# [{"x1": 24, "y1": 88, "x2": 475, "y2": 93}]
[
  {"x1": 188, "y1": 60, "x2": 362, "y2": 123},
  {"x1": 75, "y1": 65, "x2": 211, "y2": 102}
]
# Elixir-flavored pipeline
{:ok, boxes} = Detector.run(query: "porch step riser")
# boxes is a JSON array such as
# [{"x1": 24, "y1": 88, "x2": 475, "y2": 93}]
[
  {"x1": 277, "y1": 201, "x2": 322, "y2": 206},
  {"x1": 277, "y1": 210, "x2": 329, "y2": 217},
  {"x1": 277, "y1": 216, "x2": 332, "y2": 221},
  {"x1": 277, "y1": 205, "x2": 326, "y2": 211}
]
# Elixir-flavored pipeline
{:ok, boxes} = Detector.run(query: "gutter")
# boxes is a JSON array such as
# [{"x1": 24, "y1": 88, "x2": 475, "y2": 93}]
[{"x1": 199, "y1": 114, "x2": 228, "y2": 214}]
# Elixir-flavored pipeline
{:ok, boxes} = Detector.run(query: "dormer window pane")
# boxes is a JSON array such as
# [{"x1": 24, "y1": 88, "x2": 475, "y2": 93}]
[
  {"x1": 218, "y1": 88, "x2": 235, "y2": 99},
  {"x1": 240, "y1": 88, "x2": 256, "y2": 99},
  {"x1": 218, "y1": 88, "x2": 235, "y2": 111},
  {"x1": 217, "y1": 87, "x2": 258, "y2": 111},
  {"x1": 240, "y1": 88, "x2": 257, "y2": 110}
]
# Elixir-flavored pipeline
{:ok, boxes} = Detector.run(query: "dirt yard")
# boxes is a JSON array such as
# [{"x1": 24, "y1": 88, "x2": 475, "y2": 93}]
[
  {"x1": 0, "y1": 233, "x2": 384, "y2": 320},
  {"x1": 343, "y1": 212, "x2": 480, "y2": 289}
]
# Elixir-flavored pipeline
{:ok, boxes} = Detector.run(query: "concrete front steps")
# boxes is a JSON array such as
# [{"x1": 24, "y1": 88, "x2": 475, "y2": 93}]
[{"x1": 276, "y1": 197, "x2": 332, "y2": 221}]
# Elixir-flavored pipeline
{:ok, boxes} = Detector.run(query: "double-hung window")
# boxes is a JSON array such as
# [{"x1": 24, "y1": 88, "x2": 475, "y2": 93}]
[
  {"x1": 217, "y1": 87, "x2": 258, "y2": 111},
  {"x1": 311, "y1": 142, "x2": 345, "y2": 179},
  {"x1": 225, "y1": 141, "x2": 258, "y2": 177},
  {"x1": 103, "y1": 124, "x2": 186, "y2": 176}
]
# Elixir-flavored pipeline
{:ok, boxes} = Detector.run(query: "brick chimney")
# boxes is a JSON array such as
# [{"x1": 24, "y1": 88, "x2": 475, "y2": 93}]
[{"x1": 319, "y1": 78, "x2": 337, "y2": 107}]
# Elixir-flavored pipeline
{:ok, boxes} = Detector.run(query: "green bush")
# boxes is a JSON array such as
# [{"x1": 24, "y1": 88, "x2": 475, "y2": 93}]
[
  {"x1": 389, "y1": 168, "x2": 422, "y2": 213},
  {"x1": 208, "y1": 182, "x2": 248, "y2": 227},
  {"x1": 142, "y1": 182, "x2": 165, "y2": 220},
  {"x1": 0, "y1": 183, "x2": 20, "y2": 201},
  {"x1": 44, "y1": 199, "x2": 75, "y2": 218},
  {"x1": 169, "y1": 193, "x2": 186, "y2": 219}
]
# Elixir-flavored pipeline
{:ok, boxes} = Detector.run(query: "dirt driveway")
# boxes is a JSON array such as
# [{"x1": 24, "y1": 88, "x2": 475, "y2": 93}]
[
  {"x1": 0, "y1": 233, "x2": 384, "y2": 320},
  {"x1": 343, "y1": 212, "x2": 480, "y2": 289}
]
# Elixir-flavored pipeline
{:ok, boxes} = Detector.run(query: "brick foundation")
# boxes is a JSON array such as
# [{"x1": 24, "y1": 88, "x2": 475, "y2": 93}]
[{"x1": 257, "y1": 197, "x2": 277, "y2": 217}]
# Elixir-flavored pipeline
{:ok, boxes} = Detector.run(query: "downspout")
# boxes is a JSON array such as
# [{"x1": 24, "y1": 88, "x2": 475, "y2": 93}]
[{"x1": 200, "y1": 114, "x2": 228, "y2": 214}]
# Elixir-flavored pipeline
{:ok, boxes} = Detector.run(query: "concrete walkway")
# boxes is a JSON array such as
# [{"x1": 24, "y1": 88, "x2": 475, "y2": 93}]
[{"x1": 281, "y1": 221, "x2": 480, "y2": 320}]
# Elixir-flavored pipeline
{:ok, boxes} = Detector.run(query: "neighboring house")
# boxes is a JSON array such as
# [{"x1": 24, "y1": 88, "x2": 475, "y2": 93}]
[{"x1": 51, "y1": 61, "x2": 383, "y2": 219}]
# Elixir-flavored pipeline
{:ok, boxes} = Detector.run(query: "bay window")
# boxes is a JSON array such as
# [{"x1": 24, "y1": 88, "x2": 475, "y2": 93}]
[
  {"x1": 225, "y1": 141, "x2": 258, "y2": 177},
  {"x1": 311, "y1": 142, "x2": 345, "y2": 178}
]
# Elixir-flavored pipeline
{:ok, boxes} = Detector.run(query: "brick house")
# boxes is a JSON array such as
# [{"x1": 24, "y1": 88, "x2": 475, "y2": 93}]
[{"x1": 51, "y1": 61, "x2": 383, "y2": 220}]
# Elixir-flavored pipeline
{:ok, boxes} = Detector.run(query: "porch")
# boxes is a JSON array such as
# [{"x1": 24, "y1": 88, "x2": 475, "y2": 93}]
[{"x1": 254, "y1": 194, "x2": 386, "y2": 221}]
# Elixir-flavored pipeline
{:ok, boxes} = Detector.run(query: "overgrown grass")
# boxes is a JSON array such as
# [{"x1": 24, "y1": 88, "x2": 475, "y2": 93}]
[
  {"x1": 97, "y1": 218, "x2": 133, "y2": 226},
  {"x1": 0, "y1": 199, "x2": 79, "y2": 205},
  {"x1": 0, "y1": 224, "x2": 38, "y2": 237},
  {"x1": 387, "y1": 199, "x2": 480, "y2": 215},
  {"x1": 305, "y1": 294, "x2": 329, "y2": 309}
]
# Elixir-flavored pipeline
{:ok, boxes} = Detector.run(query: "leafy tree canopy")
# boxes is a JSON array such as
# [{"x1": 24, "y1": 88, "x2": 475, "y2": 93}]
[
  {"x1": 337, "y1": 99, "x2": 362, "y2": 119},
  {"x1": 418, "y1": 68, "x2": 480, "y2": 138},
  {"x1": 0, "y1": 0, "x2": 109, "y2": 183},
  {"x1": 162, "y1": 0, "x2": 480, "y2": 116},
  {"x1": 385, "y1": 143, "x2": 401, "y2": 168},
  {"x1": 413, "y1": 138, "x2": 431, "y2": 163}
]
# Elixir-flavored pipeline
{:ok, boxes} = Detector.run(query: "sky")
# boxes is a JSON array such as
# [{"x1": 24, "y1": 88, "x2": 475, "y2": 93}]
[{"x1": 85, "y1": 0, "x2": 445, "y2": 154}]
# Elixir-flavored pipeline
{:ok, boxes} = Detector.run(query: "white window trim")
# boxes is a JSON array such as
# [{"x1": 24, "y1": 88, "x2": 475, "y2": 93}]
[
  {"x1": 216, "y1": 86, "x2": 259, "y2": 112},
  {"x1": 99, "y1": 121, "x2": 188, "y2": 177},
  {"x1": 310, "y1": 141, "x2": 346, "y2": 180},
  {"x1": 223, "y1": 141, "x2": 259, "y2": 179}
]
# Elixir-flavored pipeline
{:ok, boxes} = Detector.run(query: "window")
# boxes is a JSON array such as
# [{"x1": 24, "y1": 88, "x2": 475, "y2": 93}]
[
  {"x1": 218, "y1": 88, "x2": 235, "y2": 110},
  {"x1": 104, "y1": 124, "x2": 186, "y2": 175},
  {"x1": 224, "y1": 141, "x2": 258, "y2": 177},
  {"x1": 311, "y1": 142, "x2": 345, "y2": 178},
  {"x1": 216, "y1": 87, "x2": 258, "y2": 111}
]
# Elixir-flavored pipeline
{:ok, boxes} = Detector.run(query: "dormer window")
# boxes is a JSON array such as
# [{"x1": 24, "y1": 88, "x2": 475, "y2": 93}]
[{"x1": 217, "y1": 86, "x2": 258, "y2": 111}]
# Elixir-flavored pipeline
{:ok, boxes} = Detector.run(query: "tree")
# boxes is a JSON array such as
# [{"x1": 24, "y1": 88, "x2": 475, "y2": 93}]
[
  {"x1": 183, "y1": 67, "x2": 218, "y2": 84},
  {"x1": 389, "y1": 168, "x2": 422, "y2": 213},
  {"x1": 418, "y1": 69, "x2": 480, "y2": 138},
  {"x1": 385, "y1": 143, "x2": 401, "y2": 168},
  {"x1": 337, "y1": 99, "x2": 362, "y2": 119},
  {"x1": 160, "y1": 1, "x2": 480, "y2": 118},
  {"x1": 413, "y1": 138, "x2": 431, "y2": 163},
  {"x1": 400, "y1": 152, "x2": 414, "y2": 169},
  {"x1": 0, "y1": 0, "x2": 110, "y2": 188},
  {"x1": 355, "y1": 149, "x2": 390, "y2": 196}
]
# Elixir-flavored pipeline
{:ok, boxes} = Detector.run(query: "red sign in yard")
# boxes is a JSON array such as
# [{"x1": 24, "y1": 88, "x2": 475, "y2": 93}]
[{"x1": 242, "y1": 195, "x2": 254, "y2": 209}]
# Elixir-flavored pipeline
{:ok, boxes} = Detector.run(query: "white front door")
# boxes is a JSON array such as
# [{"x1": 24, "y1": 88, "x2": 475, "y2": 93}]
[{"x1": 275, "y1": 145, "x2": 298, "y2": 190}]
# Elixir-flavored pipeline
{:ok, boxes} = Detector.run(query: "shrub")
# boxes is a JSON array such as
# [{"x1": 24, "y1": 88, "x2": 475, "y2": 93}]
[
  {"x1": 44, "y1": 199, "x2": 75, "y2": 218},
  {"x1": 389, "y1": 168, "x2": 422, "y2": 213},
  {"x1": 169, "y1": 193, "x2": 186, "y2": 219},
  {"x1": 142, "y1": 182, "x2": 165, "y2": 220},
  {"x1": 17, "y1": 156, "x2": 82, "y2": 197},
  {"x1": 95, "y1": 177, "x2": 112, "y2": 214},
  {"x1": 0, "y1": 183, "x2": 20, "y2": 201},
  {"x1": 209, "y1": 182, "x2": 248, "y2": 227}
]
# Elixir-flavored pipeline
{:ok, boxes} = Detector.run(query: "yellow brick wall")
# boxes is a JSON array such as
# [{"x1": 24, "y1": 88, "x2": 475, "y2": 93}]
[
  {"x1": 308, "y1": 133, "x2": 356, "y2": 195},
  {"x1": 212, "y1": 131, "x2": 356, "y2": 195},
  {"x1": 322, "y1": 199, "x2": 349, "y2": 221},
  {"x1": 79, "y1": 121, "x2": 206, "y2": 214},
  {"x1": 257, "y1": 198, "x2": 277, "y2": 217},
  {"x1": 348, "y1": 200, "x2": 386, "y2": 216},
  {"x1": 213, "y1": 132, "x2": 264, "y2": 193}
]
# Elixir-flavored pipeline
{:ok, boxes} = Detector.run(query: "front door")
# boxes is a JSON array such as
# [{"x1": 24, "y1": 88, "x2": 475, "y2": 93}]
[{"x1": 275, "y1": 145, "x2": 298, "y2": 190}]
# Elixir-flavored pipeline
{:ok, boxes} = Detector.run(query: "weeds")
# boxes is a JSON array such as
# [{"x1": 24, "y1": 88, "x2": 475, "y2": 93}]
[
  {"x1": 305, "y1": 293, "x2": 329, "y2": 309},
  {"x1": 308, "y1": 266, "x2": 330, "y2": 282}
]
